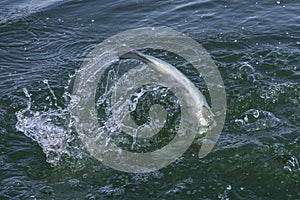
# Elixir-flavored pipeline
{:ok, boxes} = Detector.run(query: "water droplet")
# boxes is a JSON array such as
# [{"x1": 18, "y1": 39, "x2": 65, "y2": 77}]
[
  {"x1": 253, "y1": 110, "x2": 259, "y2": 118},
  {"x1": 283, "y1": 166, "x2": 292, "y2": 172},
  {"x1": 234, "y1": 119, "x2": 244, "y2": 125},
  {"x1": 244, "y1": 115, "x2": 249, "y2": 123},
  {"x1": 226, "y1": 185, "x2": 232, "y2": 190},
  {"x1": 85, "y1": 194, "x2": 96, "y2": 200},
  {"x1": 68, "y1": 179, "x2": 80, "y2": 187},
  {"x1": 23, "y1": 88, "x2": 31, "y2": 98}
]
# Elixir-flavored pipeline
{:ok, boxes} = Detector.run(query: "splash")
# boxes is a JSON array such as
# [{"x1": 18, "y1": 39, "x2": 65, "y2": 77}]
[
  {"x1": 16, "y1": 75, "x2": 86, "y2": 166},
  {"x1": 15, "y1": 28, "x2": 226, "y2": 171},
  {"x1": 15, "y1": 63, "x2": 183, "y2": 167},
  {"x1": 15, "y1": 79, "x2": 81, "y2": 166},
  {"x1": 234, "y1": 109, "x2": 281, "y2": 132}
]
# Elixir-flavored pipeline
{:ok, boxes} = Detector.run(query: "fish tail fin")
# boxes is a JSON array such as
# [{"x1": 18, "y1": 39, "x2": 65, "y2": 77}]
[{"x1": 119, "y1": 50, "x2": 151, "y2": 64}]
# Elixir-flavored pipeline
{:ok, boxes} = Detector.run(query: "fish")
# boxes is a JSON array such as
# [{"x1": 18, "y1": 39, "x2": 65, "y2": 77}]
[{"x1": 119, "y1": 50, "x2": 214, "y2": 132}]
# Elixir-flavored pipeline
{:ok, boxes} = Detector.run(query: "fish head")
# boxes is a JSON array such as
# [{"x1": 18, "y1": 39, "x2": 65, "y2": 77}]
[
  {"x1": 194, "y1": 105, "x2": 215, "y2": 139},
  {"x1": 199, "y1": 105, "x2": 215, "y2": 128}
]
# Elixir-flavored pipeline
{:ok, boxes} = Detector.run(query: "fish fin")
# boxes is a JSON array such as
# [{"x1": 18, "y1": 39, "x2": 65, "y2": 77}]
[{"x1": 119, "y1": 51, "x2": 151, "y2": 64}]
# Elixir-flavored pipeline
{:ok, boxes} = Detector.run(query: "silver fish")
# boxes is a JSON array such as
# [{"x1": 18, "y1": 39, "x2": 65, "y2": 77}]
[{"x1": 119, "y1": 50, "x2": 214, "y2": 129}]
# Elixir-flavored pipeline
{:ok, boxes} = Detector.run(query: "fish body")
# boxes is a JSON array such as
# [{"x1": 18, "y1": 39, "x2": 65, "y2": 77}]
[{"x1": 119, "y1": 51, "x2": 214, "y2": 128}]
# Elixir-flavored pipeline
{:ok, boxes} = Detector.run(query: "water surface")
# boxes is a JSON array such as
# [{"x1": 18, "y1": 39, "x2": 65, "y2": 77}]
[{"x1": 0, "y1": 0, "x2": 299, "y2": 199}]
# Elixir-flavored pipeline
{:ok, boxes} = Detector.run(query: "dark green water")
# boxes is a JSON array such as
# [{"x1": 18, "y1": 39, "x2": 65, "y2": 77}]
[{"x1": 1, "y1": 0, "x2": 299, "y2": 199}]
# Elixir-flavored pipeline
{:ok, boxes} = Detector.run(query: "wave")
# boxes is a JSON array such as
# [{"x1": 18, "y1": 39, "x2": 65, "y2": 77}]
[{"x1": 0, "y1": 0, "x2": 67, "y2": 24}]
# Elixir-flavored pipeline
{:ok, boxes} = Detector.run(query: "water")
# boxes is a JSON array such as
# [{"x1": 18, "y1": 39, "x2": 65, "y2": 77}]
[{"x1": 1, "y1": 0, "x2": 299, "y2": 199}]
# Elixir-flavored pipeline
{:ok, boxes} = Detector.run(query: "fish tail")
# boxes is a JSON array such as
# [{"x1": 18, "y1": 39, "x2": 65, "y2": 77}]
[{"x1": 119, "y1": 51, "x2": 151, "y2": 64}]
